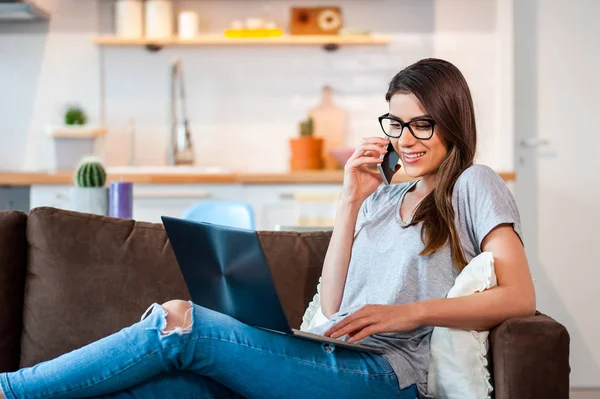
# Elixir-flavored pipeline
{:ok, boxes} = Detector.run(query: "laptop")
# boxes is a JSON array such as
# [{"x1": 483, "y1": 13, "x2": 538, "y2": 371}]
[{"x1": 161, "y1": 216, "x2": 383, "y2": 354}]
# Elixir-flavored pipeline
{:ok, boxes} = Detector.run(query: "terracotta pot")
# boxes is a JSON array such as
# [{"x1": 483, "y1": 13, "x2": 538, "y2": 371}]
[{"x1": 289, "y1": 136, "x2": 324, "y2": 171}]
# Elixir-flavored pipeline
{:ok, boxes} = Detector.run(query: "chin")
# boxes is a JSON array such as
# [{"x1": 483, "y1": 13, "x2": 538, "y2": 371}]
[{"x1": 402, "y1": 164, "x2": 426, "y2": 178}]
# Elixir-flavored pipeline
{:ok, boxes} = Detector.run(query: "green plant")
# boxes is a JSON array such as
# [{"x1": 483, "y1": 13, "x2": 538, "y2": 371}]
[
  {"x1": 65, "y1": 106, "x2": 87, "y2": 125},
  {"x1": 74, "y1": 157, "x2": 106, "y2": 188},
  {"x1": 299, "y1": 117, "x2": 314, "y2": 137}
]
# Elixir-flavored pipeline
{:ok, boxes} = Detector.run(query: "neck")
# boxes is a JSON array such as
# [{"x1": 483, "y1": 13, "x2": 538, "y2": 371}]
[{"x1": 415, "y1": 173, "x2": 437, "y2": 195}]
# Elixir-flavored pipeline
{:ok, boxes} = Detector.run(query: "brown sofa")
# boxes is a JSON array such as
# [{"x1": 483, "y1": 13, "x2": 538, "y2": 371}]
[{"x1": 0, "y1": 207, "x2": 570, "y2": 398}]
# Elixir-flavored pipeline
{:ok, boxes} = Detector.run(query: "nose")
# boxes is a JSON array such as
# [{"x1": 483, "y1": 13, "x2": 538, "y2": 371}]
[{"x1": 397, "y1": 126, "x2": 418, "y2": 148}]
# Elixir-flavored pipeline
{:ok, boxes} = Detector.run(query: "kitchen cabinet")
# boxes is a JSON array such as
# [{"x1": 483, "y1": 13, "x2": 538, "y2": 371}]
[
  {"x1": 131, "y1": 184, "x2": 242, "y2": 224},
  {"x1": 25, "y1": 172, "x2": 515, "y2": 230},
  {"x1": 29, "y1": 183, "x2": 344, "y2": 230},
  {"x1": 31, "y1": 185, "x2": 71, "y2": 210},
  {"x1": 0, "y1": 186, "x2": 30, "y2": 213},
  {"x1": 133, "y1": 184, "x2": 343, "y2": 229},
  {"x1": 243, "y1": 184, "x2": 342, "y2": 230}
]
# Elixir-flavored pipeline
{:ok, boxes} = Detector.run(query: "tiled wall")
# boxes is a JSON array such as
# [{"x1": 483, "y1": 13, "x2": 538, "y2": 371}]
[{"x1": 0, "y1": 0, "x2": 513, "y2": 173}]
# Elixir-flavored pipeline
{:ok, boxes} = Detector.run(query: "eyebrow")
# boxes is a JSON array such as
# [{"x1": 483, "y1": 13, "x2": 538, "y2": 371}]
[{"x1": 388, "y1": 113, "x2": 432, "y2": 121}]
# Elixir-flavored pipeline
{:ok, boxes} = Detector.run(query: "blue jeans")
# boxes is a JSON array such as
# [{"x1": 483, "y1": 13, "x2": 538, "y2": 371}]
[{"x1": 0, "y1": 302, "x2": 418, "y2": 399}]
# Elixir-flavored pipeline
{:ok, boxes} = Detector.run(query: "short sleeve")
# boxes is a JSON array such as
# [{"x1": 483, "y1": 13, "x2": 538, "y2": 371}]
[
  {"x1": 353, "y1": 184, "x2": 385, "y2": 236},
  {"x1": 354, "y1": 196, "x2": 370, "y2": 235},
  {"x1": 453, "y1": 165, "x2": 523, "y2": 254}
]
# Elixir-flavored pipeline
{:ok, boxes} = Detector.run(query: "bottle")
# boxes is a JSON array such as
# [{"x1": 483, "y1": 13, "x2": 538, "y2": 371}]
[{"x1": 145, "y1": 0, "x2": 174, "y2": 39}]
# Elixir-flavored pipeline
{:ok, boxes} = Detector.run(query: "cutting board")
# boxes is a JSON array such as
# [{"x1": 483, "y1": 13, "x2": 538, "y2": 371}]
[{"x1": 309, "y1": 86, "x2": 348, "y2": 169}]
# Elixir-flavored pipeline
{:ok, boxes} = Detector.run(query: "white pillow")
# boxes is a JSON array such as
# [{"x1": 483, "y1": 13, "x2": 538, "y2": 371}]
[
  {"x1": 427, "y1": 251, "x2": 496, "y2": 399},
  {"x1": 301, "y1": 252, "x2": 497, "y2": 397},
  {"x1": 300, "y1": 276, "x2": 330, "y2": 331}
]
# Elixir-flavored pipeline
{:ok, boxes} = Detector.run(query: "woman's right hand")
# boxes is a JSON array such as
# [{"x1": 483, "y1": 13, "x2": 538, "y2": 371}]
[{"x1": 341, "y1": 137, "x2": 393, "y2": 205}]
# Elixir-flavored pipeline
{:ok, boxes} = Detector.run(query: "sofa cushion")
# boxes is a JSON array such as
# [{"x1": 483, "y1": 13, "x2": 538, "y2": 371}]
[
  {"x1": 0, "y1": 211, "x2": 27, "y2": 372},
  {"x1": 20, "y1": 207, "x2": 189, "y2": 367},
  {"x1": 255, "y1": 230, "x2": 330, "y2": 329},
  {"x1": 20, "y1": 207, "x2": 331, "y2": 367}
]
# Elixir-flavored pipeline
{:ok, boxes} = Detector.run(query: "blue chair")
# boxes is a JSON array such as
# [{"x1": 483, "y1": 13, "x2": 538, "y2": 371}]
[{"x1": 180, "y1": 201, "x2": 255, "y2": 230}]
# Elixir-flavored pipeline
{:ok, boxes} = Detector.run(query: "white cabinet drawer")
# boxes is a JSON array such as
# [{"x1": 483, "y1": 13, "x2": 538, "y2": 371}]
[{"x1": 30, "y1": 185, "x2": 72, "y2": 211}]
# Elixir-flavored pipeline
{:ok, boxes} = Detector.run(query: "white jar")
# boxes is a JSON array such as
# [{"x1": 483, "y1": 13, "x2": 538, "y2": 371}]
[
  {"x1": 145, "y1": 0, "x2": 174, "y2": 39},
  {"x1": 115, "y1": 0, "x2": 143, "y2": 38},
  {"x1": 178, "y1": 11, "x2": 199, "y2": 39}
]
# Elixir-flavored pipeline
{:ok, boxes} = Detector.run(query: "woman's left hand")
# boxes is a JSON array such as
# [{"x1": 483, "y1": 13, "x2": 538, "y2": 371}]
[{"x1": 323, "y1": 304, "x2": 423, "y2": 343}]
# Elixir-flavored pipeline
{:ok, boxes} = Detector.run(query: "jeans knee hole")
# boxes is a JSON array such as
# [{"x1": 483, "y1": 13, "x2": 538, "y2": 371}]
[{"x1": 160, "y1": 306, "x2": 193, "y2": 337}]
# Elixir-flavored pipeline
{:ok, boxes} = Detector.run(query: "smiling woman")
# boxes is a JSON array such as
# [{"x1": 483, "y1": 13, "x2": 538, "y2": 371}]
[{"x1": 317, "y1": 58, "x2": 534, "y2": 397}]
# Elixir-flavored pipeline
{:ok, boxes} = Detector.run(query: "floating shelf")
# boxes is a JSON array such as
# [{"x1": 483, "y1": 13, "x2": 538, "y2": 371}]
[{"x1": 93, "y1": 34, "x2": 391, "y2": 47}]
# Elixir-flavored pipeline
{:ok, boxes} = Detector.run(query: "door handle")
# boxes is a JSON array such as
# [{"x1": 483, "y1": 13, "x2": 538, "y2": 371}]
[{"x1": 519, "y1": 138, "x2": 550, "y2": 148}]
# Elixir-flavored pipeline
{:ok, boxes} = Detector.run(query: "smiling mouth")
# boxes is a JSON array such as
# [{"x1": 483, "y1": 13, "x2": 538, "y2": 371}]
[{"x1": 403, "y1": 152, "x2": 426, "y2": 159}]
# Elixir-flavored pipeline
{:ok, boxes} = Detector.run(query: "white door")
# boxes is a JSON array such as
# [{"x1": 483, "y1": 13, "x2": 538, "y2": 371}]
[{"x1": 514, "y1": 0, "x2": 600, "y2": 387}]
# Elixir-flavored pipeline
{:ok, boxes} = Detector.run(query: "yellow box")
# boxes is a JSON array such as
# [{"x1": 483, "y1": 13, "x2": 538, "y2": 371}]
[{"x1": 224, "y1": 28, "x2": 284, "y2": 38}]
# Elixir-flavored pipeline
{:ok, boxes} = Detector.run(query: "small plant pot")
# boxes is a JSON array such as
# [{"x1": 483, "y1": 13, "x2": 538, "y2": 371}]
[
  {"x1": 52, "y1": 137, "x2": 96, "y2": 171},
  {"x1": 69, "y1": 187, "x2": 109, "y2": 216},
  {"x1": 290, "y1": 137, "x2": 324, "y2": 171},
  {"x1": 45, "y1": 126, "x2": 107, "y2": 172}
]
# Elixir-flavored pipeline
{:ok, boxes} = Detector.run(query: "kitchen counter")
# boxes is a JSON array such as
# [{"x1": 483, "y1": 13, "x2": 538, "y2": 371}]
[{"x1": 0, "y1": 170, "x2": 516, "y2": 185}]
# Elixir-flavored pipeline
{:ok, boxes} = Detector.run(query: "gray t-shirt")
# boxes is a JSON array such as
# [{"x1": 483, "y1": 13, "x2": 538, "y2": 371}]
[{"x1": 308, "y1": 164, "x2": 523, "y2": 398}]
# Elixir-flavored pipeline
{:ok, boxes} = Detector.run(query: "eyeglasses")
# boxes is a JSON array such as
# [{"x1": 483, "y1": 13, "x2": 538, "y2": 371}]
[{"x1": 378, "y1": 113, "x2": 436, "y2": 140}]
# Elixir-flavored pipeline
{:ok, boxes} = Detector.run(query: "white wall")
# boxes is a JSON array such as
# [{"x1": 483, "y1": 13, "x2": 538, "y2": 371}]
[
  {"x1": 536, "y1": 0, "x2": 600, "y2": 387},
  {"x1": 0, "y1": 0, "x2": 100, "y2": 171},
  {"x1": 514, "y1": 0, "x2": 600, "y2": 387},
  {"x1": 0, "y1": 0, "x2": 512, "y2": 173}
]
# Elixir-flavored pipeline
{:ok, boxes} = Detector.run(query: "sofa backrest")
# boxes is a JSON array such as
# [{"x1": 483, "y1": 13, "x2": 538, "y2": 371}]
[
  {"x1": 19, "y1": 207, "x2": 330, "y2": 368},
  {"x1": 0, "y1": 211, "x2": 27, "y2": 373}
]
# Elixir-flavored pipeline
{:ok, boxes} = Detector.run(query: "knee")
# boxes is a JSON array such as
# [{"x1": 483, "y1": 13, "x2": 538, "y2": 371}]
[{"x1": 161, "y1": 300, "x2": 193, "y2": 333}]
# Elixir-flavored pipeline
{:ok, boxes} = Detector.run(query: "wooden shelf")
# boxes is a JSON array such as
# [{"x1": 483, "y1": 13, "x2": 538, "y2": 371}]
[
  {"x1": 0, "y1": 170, "x2": 516, "y2": 186},
  {"x1": 94, "y1": 34, "x2": 391, "y2": 47}
]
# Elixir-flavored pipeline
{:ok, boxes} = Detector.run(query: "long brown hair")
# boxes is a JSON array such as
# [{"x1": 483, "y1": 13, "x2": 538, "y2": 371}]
[{"x1": 386, "y1": 58, "x2": 477, "y2": 270}]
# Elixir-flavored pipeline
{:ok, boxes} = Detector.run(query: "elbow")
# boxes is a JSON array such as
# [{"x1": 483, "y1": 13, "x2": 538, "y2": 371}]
[
  {"x1": 526, "y1": 296, "x2": 537, "y2": 316},
  {"x1": 518, "y1": 292, "x2": 537, "y2": 317},
  {"x1": 320, "y1": 296, "x2": 337, "y2": 319},
  {"x1": 321, "y1": 304, "x2": 336, "y2": 319}
]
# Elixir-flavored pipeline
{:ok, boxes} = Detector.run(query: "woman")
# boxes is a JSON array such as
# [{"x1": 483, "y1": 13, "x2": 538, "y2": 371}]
[{"x1": 0, "y1": 58, "x2": 535, "y2": 399}]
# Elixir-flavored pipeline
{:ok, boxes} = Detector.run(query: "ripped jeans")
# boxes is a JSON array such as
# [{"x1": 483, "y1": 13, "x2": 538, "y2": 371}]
[{"x1": 0, "y1": 302, "x2": 418, "y2": 399}]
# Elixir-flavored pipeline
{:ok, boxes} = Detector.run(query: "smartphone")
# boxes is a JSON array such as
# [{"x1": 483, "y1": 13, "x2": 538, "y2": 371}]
[{"x1": 377, "y1": 143, "x2": 400, "y2": 185}]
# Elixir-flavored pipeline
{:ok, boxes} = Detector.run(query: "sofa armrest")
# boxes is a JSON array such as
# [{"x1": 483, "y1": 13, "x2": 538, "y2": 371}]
[{"x1": 490, "y1": 312, "x2": 570, "y2": 399}]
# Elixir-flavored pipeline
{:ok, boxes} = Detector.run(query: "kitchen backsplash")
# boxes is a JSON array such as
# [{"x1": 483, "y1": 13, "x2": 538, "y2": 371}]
[{"x1": 0, "y1": 0, "x2": 513, "y2": 173}]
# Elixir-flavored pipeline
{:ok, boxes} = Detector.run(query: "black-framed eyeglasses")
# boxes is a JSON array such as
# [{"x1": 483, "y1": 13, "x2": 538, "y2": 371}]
[{"x1": 378, "y1": 113, "x2": 436, "y2": 140}]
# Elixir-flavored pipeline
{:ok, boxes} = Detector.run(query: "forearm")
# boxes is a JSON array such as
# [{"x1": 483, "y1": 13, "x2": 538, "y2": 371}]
[
  {"x1": 416, "y1": 285, "x2": 536, "y2": 331},
  {"x1": 320, "y1": 200, "x2": 362, "y2": 318}
]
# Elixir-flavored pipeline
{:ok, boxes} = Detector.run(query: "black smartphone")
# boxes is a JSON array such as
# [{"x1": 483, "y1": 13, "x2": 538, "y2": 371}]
[{"x1": 377, "y1": 143, "x2": 400, "y2": 185}]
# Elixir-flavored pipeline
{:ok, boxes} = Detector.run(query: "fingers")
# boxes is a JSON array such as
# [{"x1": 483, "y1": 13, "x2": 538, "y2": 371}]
[
  {"x1": 351, "y1": 144, "x2": 387, "y2": 161},
  {"x1": 347, "y1": 326, "x2": 381, "y2": 343},
  {"x1": 359, "y1": 137, "x2": 389, "y2": 146},
  {"x1": 345, "y1": 156, "x2": 383, "y2": 170},
  {"x1": 330, "y1": 317, "x2": 375, "y2": 338},
  {"x1": 324, "y1": 307, "x2": 370, "y2": 336},
  {"x1": 350, "y1": 137, "x2": 389, "y2": 160}
]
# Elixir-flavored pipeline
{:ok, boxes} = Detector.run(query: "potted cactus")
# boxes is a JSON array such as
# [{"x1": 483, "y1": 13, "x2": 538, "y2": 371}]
[
  {"x1": 45, "y1": 105, "x2": 107, "y2": 171},
  {"x1": 289, "y1": 117, "x2": 324, "y2": 171},
  {"x1": 69, "y1": 157, "x2": 109, "y2": 215}
]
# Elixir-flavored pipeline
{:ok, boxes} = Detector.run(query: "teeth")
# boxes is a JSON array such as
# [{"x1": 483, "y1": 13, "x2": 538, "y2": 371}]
[{"x1": 405, "y1": 152, "x2": 425, "y2": 159}]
